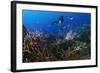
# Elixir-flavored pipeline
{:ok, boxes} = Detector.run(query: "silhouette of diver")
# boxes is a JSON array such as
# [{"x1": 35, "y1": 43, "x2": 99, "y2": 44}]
[{"x1": 52, "y1": 16, "x2": 64, "y2": 25}]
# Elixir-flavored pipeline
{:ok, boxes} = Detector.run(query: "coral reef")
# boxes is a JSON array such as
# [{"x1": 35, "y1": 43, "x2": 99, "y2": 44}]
[{"x1": 22, "y1": 25, "x2": 91, "y2": 63}]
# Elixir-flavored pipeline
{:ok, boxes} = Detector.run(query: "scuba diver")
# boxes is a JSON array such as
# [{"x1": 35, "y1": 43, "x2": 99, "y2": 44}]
[{"x1": 52, "y1": 16, "x2": 64, "y2": 25}]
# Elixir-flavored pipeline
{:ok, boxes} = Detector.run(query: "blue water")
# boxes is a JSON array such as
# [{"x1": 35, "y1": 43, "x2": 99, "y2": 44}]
[{"x1": 22, "y1": 10, "x2": 91, "y2": 36}]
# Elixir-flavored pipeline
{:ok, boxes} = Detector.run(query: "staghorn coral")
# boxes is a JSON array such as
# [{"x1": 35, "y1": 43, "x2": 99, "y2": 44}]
[{"x1": 23, "y1": 31, "x2": 57, "y2": 62}]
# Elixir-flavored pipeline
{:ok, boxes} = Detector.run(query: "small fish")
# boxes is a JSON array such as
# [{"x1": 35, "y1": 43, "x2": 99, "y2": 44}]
[{"x1": 67, "y1": 16, "x2": 74, "y2": 20}]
